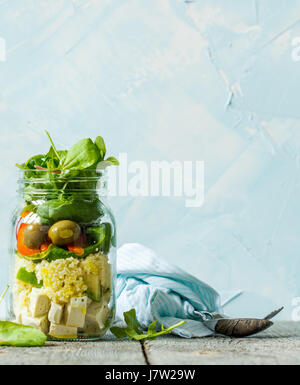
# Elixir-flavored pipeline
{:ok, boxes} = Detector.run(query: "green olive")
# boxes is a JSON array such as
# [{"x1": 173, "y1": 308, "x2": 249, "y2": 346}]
[
  {"x1": 23, "y1": 224, "x2": 48, "y2": 249},
  {"x1": 49, "y1": 220, "x2": 81, "y2": 247}
]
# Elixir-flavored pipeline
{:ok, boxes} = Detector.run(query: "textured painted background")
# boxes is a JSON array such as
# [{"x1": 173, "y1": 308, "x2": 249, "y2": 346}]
[{"x1": 1, "y1": 0, "x2": 300, "y2": 320}]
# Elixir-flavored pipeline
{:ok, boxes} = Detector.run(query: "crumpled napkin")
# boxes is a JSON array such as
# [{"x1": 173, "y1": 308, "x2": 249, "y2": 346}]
[{"x1": 115, "y1": 243, "x2": 241, "y2": 338}]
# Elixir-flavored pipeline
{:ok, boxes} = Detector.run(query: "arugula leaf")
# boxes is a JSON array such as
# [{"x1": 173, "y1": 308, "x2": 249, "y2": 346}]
[
  {"x1": 110, "y1": 309, "x2": 186, "y2": 341},
  {"x1": 45, "y1": 130, "x2": 61, "y2": 163},
  {"x1": 0, "y1": 286, "x2": 46, "y2": 347},
  {"x1": 124, "y1": 309, "x2": 143, "y2": 335}
]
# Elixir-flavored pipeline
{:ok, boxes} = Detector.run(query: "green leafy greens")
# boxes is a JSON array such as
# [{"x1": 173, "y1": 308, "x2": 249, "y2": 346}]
[
  {"x1": 110, "y1": 309, "x2": 186, "y2": 341},
  {"x1": 16, "y1": 132, "x2": 118, "y2": 261},
  {"x1": 0, "y1": 285, "x2": 47, "y2": 347},
  {"x1": 17, "y1": 131, "x2": 119, "y2": 204}
]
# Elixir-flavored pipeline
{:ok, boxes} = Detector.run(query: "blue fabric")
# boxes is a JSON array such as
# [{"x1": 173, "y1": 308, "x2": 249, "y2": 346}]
[{"x1": 116, "y1": 243, "x2": 241, "y2": 338}]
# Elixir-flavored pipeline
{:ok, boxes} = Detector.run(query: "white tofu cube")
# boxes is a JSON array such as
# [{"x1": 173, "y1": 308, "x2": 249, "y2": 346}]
[
  {"x1": 83, "y1": 301, "x2": 110, "y2": 334},
  {"x1": 22, "y1": 313, "x2": 49, "y2": 335},
  {"x1": 49, "y1": 323, "x2": 77, "y2": 339},
  {"x1": 64, "y1": 297, "x2": 88, "y2": 328},
  {"x1": 29, "y1": 288, "x2": 50, "y2": 317},
  {"x1": 48, "y1": 302, "x2": 64, "y2": 324}
]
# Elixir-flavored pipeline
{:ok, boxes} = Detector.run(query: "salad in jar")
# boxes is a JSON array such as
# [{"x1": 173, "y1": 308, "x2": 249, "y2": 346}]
[{"x1": 9, "y1": 132, "x2": 118, "y2": 340}]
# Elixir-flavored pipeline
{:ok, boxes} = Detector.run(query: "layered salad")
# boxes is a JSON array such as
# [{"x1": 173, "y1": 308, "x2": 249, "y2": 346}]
[{"x1": 12, "y1": 132, "x2": 118, "y2": 339}]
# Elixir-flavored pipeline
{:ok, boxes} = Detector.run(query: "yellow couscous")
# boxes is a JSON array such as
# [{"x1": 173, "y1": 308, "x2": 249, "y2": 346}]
[{"x1": 14, "y1": 252, "x2": 109, "y2": 306}]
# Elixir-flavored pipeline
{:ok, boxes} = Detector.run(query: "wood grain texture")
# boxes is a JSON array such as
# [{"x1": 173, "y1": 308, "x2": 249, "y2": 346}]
[
  {"x1": 0, "y1": 322, "x2": 300, "y2": 365},
  {"x1": 146, "y1": 321, "x2": 300, "y2": 365},
  {"x1": 0, "y1": 334, "x2": 145, "y2": 365}
]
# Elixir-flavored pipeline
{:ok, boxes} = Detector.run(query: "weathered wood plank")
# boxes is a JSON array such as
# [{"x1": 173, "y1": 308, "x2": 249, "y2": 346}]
[
  {"x1": 145, "y1": 321, "x2": 300, "y2": 365},
  {"x1": 1, "y1": 322, "x2": 299, "y2": 365},
  {"x1": 0, "y1": 335, "x2": 145, "y2": 365}
]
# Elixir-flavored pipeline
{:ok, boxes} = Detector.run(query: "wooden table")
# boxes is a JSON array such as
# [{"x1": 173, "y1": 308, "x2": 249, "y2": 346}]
[{"x1": 0, "y1": 321, "x2": 300, "y2": 365}]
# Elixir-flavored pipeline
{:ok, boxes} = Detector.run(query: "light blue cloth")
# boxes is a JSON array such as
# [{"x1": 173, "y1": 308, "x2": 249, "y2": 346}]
[{"x1": 116, "y1": 243, "x2": 242, "y2": 338}]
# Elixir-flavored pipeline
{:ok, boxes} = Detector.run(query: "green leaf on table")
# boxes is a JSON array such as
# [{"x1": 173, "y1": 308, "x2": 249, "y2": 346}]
[
  {"x1": 0, "y1": 286, "x2": 46, "y2": 347},
  {"x1": 124, "y1": 309, "x2": 143, "y2": 335},
  {"x1": 0, "y1": 321, "x2": 47, "y2": 347},
  {"x1": 110, "y1": 308, "x2": 186, "y2": 341}
]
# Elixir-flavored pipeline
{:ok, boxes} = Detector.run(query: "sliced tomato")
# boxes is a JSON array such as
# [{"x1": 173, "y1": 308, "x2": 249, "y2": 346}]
[{"x1": 17, "y1": 223, "x2": 40, "y2": 256}]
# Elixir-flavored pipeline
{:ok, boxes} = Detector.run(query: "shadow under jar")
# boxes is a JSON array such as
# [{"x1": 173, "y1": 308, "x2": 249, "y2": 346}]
[{"x1": 8, "y1": 169, "x2": 116, "y2": 341}]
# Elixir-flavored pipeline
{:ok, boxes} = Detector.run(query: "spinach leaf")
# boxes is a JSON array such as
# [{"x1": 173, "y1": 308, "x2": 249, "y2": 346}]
[
  {"x1": 37, "y1": 197, "x2": 104, "y2": 225},
  {"x1": 105, "y1": 156, "x2": 119, "y2": 166},
  {"x1": 0, "y1": 321, "x2": 47, "y2": 347},
  {"x1": 95, "y1": 136, "x2": 106, "y2": 160},
  {"x1": 16, "y1": 268, "x2": 43, "y2": 288},
  {"x1": 62, "y1": 138, "x2": 101, "y2": 171}
]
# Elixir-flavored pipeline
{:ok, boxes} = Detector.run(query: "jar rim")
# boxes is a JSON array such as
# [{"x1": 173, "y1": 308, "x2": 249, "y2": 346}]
[
  {"x1": 17, "y1": 168, "x2": 108, "y2": 196},
  {"x1": 17, "y1": 168, "x2": 107, "y2": 180}
]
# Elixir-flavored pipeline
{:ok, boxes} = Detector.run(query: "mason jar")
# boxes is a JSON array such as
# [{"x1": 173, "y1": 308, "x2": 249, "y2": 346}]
[{"x1": 7, "y1": 169, "x2": 116, "y2": 341}]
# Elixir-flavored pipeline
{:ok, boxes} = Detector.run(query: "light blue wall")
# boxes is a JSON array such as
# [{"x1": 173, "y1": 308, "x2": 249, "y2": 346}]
[{"x1": 1, "y1": 0, "x2": 300, "y2": 319}]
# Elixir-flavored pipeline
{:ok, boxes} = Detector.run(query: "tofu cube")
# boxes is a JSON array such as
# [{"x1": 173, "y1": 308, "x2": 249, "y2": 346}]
[
  {"x1": 29, "y1": 288, "x2": 50, "y2": 317},
  {"x1": 64, "y1": 297, "x2": 88, "y2": 328},
  {"x1": 48, "y1": 302, "x2": 64, "y2": 324},
  {"x1": 83, "y1": 301, "x2": 110, "y2": 334},
  {"x1": 49, "y1": 323, "x2": 78, "y2": 339},
  {"x1": 22, "y1": 313, "x2": 49, "y2": 335}
]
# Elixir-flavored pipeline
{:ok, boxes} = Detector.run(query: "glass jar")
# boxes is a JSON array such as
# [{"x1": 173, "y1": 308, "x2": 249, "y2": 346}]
[{"x1": 7, "y1": 169, "x2": 116, "y2": 341}]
